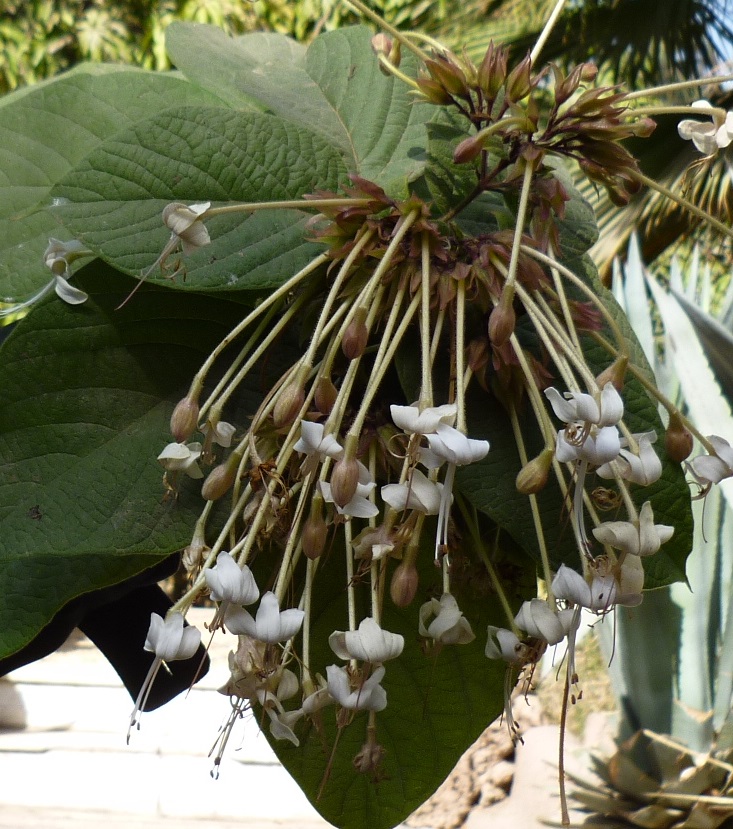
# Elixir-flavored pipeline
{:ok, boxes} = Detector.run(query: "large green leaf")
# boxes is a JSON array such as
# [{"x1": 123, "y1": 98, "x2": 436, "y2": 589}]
[
  {"x1": 0, "y1": 65, "x2": 223, "y2": 299},
  {"x1": 0, "y1": 262, "x2": 269, "y2": 658},
  {"x1": 165, "y1": 24, "x2": 433, "y2": 198},
  {"x1": 49, "y1": 106, "x2": 346, "y2": 291}
]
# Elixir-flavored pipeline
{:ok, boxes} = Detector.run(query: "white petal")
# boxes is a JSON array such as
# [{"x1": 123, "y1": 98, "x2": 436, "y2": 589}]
[
  {"x1": 581, "y1": 426, "x2": 620, "y2": 465},
  {"x1": 592, "y1": 519, "x2": 640, "y2": 555},
  {"x1": 555, "y1": 430, "x2": 580, "y2": 463},
  {"x1": 515, "y1": 599, "x2": 566, "y2": 645},
  {"x1": 54, "y1": 275, "x2": 88, "y2": 305},
  {"x1": 598, "y1": 383, "x2": 624, "y2": 426},
  {"x1": 552, "y1": 565, "x2": 592, "y2": 606},
  {"x1": 390, "y1": 403, "x2": 457, "y2": 434},
  {"x1": 485, "y1": 626, "x2": 522, "y2": 662},
  {"x1": 708, "y1": 435, "x2": 733, "y2": 469},
  {"x1": 294, "y1": 420, "x2": 324, "y2": 455},
  {"x1": 277, "y1": 608, "x2": 306, "y2": 641},
  {"x1": 545, "y1": 387, "x2": 579, "y2": 423}
]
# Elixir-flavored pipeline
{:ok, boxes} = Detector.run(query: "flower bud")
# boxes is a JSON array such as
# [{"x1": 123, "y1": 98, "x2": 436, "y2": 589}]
[
  {"x1": 329, "y1": 456, "x2": 360, "y2": 507},
  {"x1": 273, "y1": 382, "x2": 304, "y2": 429},
  {"x1": 453, "y1": 134, "x2": 485, "y2": 164},
  {"x1": 302, "y1": 512, "x2": 328, "y2": 560},
  {"x1": 201, "y1": 455, "x2": 238, "y2": 501},
  {"x1": 478, "y1": 41, "x2": 507, "y2": 99},
  {"x1": 170, "y1": 395, "x2": 199, "y2": 442},
  {"x1": 488, "y1": 293, "x2": 516, "y2": 346},
  {"x1": 372, "y1": 33, "x2": 401, "y2": 74},
  {"x1": 424, "y1": 55, "x2": 469, "y2": 98},
  {"x1": 342, "y1": 308, "x2": 369, "y2": 360},
  {"x1": 595, "y1": 356, "x2": 628, "y2": 392},
  {"x1": 390, "y1": 562, "x2": 419, "y2": 607},
  {"x1": 314, "y1": 376, "x2": 338, "y2": 415},
  {"x1": 665, "y1": 412, "x2": 694, "y2": 462},
  {"x1": 516, "y1": 448, "x2": 553, "y2": 494},
  {"x1": 505, "y1": 54, "x2": 533, "y2": 102}
]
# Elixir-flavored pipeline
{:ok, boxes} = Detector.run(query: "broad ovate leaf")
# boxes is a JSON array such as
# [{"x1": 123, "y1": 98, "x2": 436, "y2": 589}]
[
  {"x1": 50, "y1": 106, "x2": 346, "y2": 291},
  {"x1": 0, "y1": 262, "x2": 276, "y2": 659},
  {"x1": 165, "y1": 24, "x2": 433, "y2": 198},
  {"x1": 0, "y1": 65, "x2": 223, "y2": 299}
]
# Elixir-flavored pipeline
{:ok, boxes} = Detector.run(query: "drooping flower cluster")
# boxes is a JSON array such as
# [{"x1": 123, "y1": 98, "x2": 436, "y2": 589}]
[{"x1": 118, "y1": 27, "x2": 711, "y2": 804}]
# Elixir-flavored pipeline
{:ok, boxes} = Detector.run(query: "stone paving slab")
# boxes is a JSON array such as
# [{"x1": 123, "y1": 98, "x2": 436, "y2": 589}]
[
  {"x1": 0, "y1": 807, "x2": 331, "y2": 829},
  {"x1": 0, "y1": 613, "x2": 332, "y2": 826}
]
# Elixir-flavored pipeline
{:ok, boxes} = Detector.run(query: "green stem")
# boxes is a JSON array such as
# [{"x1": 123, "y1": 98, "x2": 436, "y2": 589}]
[
  {"x1": 342, "y1": 0, "x2": 428, "y2": 62},
  {"x1": 625, "y1": 75, "x2": 733, "y2": 101},
  {"x1": 631, "y1": 170, "x2": 733, "y2": 243},
  {"x1": 206, "y1": 198, "x2": 371, "y2": 217}
]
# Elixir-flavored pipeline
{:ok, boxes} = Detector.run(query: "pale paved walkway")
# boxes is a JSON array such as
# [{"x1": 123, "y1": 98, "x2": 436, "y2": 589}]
[{"x1": 0, "y1": 609, "x2": 332, "y2": 828}]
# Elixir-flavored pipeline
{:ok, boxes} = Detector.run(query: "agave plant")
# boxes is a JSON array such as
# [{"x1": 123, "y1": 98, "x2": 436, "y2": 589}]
[{"x1": 570, "y1": 238, "x2": 733, "y2": 828}]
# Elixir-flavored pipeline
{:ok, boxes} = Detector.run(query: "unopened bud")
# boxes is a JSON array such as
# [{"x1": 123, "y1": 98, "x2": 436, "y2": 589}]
[
  {"x1": 628, "y1": 117, "x2": 656, "y2": 138},
  {"x1": 201, "y1": 455, "x2": 238, "y2": 501},
  {"x1": 516, "y1": 448, "x2": 553, "y2": 494},
  {"x1": 170, "y1": 395, "x2": 199, "y2": 442},
  {"x1": 372, "y1": 33, "x2": 401, "y2": 73},
  {"x1": 424, "y1": 55, "x2": 469, "y2": 98},
  {"x1": 505, "y1": 54, "x2": 533, "y2": 102},
  {"x1": 329, "y1": 456, "x2": 360, "y2": 508},
  {"x1": 314, "y1": 376, "x2": 338, "y2": 414},
  {"x1": 453, "y1": 134, "x2": 485, "y2": 164},
  {"x1": 665, "y1": 412, "x2": 694, "y2": 462},
  {"x1": 595, "y1": 356, "x2": 627, "y2": 392},
  {"x1": 390, "y1": 562, "x2": 418, "y2": 607},
  {"x1": 273, "y1": 382, "x2": 304, "y2": 429},
  {"x1": 488, "y1": 293, "x2": 516, "y2": 346},
  {"x1": 478, "y1": 41, "x2": 507, "y2": 99},
  {"x1": 302, "y1": 511, "x2": 328, "y2": 559},
  {"x1": 342, "y1": 308, "x2": 369, "y2": 360}
]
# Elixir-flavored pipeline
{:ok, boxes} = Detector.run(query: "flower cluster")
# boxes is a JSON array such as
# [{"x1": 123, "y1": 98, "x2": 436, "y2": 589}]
[{"x1": 120, "y1": 26, "x2": 714, "y2": 802}]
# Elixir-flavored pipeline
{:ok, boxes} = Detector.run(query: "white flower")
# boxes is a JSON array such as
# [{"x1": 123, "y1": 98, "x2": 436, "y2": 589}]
[
  {"x1": 555, "y1": 425, "x2": 621, "y2": 466},
  {"x1": 689, "y1": 435, "x2": 733, "y2": 485},
  {"x1": 44, "y1": 238, "x2": 92, "y2": 305},
  {"x1": 390, "y1": 403, "x2": 457, "y2": 434},
  {"x1": 514, "y1": 598, "x2": 577, "y2": 645},
  {"x1": 320, "y1": 462, "x2": 378, "y2": 518},
  {"x1": 592, "y1": 501, "x2": 674, "y2": 557},
  {"x1": 420, "y1": 423, "x2": 490, "y2": 468},
  {"x1": 546, "y1": 383, "x2": 624, "y2": 467},
  {"x1": 486, "y1": 626, "x2": 522, "y2": 663},
  {"x1": 202, "y1": 420, "x2": 236, "y2": 449},
  {"x1": 224, "y1": 591, "x2": 304, "y2": 643},
  {"x1": 329, "y1": 617, "x2": 404, "y2": 663},
  {"x1": 293, "y1": 420, "x2": 343, "y2": 463},
  {"x1": 419, "y1": 593, "x2": 475, "y2": 645},
  {"x1": 545, "y1": 382, "x2": 623, "y2": 428},
  {"x1": 128, "y1": 613, "x2": 201, "y2": 741},
  {"x1": 162, "y1": 202, "x2": 211, "y2": 254},
  {"x1": 352, "y1": 525, "x2": 395, "y2": 561},
  {"x1": 205, "y1": 551, "x2": 259, "y2": 606},
  {"x1": 678, "y1": 100, "x2": 733, "y2": 155},
  {"x1": 416, "y1": 424, "x2": 489, "y2": 560},
  {"x1": 144, "y1": 612, "x2": 201, "y2": 662},
  {"x1": 326, "y1": 664, "x2": 388, "y2": 711},
  {"x1": 381, "y1": 468, "x2": 443, "y2": 514},
  {"x1": 552, "y1": 564, "x2": 617, "y2": 612},
  {"x1": 157, "y1": 441, "x2": 204, "y2": 478},
  {"x1": 597, "y1": 432, "x2": 661, "y2": 485}
]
